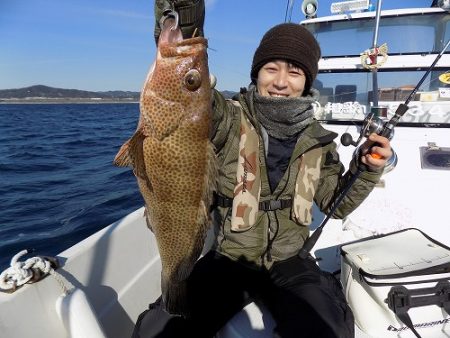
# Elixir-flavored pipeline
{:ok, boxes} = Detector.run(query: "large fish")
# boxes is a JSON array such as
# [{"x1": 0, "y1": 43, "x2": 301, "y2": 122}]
[{"x1": 114, "y1": 18, "x2": 217, "y2": 315}]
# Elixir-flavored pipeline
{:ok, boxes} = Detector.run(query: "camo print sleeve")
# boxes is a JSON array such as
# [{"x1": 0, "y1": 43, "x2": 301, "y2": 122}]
[{"x1": 314, "y1": 141, "x2": 382, "y2": 219}]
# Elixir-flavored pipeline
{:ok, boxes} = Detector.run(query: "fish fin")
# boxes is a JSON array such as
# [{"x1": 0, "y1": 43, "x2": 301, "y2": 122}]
[
  {"x1": 161, "y1": 245, "x2": 207, "y2": 316},
  {"x1": 113, "y1": 140, "x2": 133, "y2": 167},
  {"x1": 143, "y1": 206, "x2": 154, "y2": 232},
  {"x1": 114, "y1": 128, "x2": 148, "y2": 180},
  {"x1": 201, "y1": 141, "x2": 218, "y2": 216},
  {"x1": 190, "y1": 141, "x2": 218, "y2": 256}
]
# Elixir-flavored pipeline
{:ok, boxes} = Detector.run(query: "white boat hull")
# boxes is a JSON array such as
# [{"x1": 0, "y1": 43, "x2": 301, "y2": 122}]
[
  {"x1": 0, "y1": 209, "x2": 159, "y2": 338},
  {"x1": 1, "y1": 122, "x2": 449, "y2": 338}
]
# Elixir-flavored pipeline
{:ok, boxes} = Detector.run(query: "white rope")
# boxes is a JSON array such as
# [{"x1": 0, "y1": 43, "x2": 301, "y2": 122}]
[
  {"x1": 49, "y1": 268, "x2": 74, "y2": 295},
  {"x1": 0, "y1": 249, "x2": 73, "y2": 294}
]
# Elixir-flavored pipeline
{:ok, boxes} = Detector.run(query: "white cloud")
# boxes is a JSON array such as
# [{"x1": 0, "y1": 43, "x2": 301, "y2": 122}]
[
  {"x1": 99, "y1": 9, "x2": 152, "y2": 20},
  {"x1": 205, "y1": 0, "x2": 218, "y2": 9}
]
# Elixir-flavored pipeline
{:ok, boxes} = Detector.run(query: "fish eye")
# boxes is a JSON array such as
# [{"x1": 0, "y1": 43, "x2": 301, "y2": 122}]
[{"x1": 184, "y1": 69, "x2": 202, "y2": 91}]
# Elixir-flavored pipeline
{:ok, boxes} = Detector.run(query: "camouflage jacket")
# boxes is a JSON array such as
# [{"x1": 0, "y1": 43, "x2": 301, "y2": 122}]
[{"x1": 210, "y1": 89, "x2": 382, "y2": 269}]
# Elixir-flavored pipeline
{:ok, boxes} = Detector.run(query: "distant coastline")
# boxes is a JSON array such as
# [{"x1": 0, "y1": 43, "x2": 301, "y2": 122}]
[
  {"x1": 0, "y1": 85, "x2": 140, "y2": 104},
  {"x1": 0, "y1": 98, "x2": 139, "y2": 104},
  {"x1": 0, "y1": 85, "x2": 237, "y2": 104}
]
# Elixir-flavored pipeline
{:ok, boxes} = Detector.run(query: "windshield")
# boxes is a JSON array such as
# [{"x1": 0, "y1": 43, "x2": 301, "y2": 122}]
[{"x1": 307, "y1": 12, "x2": 450, "y2": 56}]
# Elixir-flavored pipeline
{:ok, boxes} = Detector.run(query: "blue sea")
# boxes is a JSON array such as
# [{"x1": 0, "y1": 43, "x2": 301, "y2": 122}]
[{"x1": 0, "y1": 104, "x2": 144, "y2": 271}]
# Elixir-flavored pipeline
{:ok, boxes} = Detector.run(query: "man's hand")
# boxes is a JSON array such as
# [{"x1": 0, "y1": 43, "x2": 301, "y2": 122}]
[{"x1": 359, "y1": 133, "x2": 392, "y2": 170}]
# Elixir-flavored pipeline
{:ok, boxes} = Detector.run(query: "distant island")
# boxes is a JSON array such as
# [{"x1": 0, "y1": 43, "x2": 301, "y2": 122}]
[{"x1": 0, "y1": 85, "x2": 237, "y2": 103}]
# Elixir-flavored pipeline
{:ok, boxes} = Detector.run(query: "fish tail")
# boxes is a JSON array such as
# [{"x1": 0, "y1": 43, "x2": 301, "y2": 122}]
[
  {"x1": 160, "y1": 142, "x2": 217, "y2": 317},
  {"x1": 161, "y1": 276, "x2": 189, "y2": 317}
]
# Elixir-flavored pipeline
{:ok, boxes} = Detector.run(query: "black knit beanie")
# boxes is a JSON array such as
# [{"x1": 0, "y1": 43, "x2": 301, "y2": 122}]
[{"x1": 251, "y1": 23, "x2": 321, "y2": 95}]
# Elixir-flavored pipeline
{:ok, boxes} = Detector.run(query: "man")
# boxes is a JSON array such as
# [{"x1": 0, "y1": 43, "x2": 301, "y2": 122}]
[{"x1": 133, "y1": 1, "x2": 392, "y2": 337}]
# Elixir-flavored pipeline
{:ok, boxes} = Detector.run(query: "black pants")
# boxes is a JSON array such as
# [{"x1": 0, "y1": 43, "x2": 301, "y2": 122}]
[{"x1": 132, "y1": 251, "x2": 354, "y2": 338}]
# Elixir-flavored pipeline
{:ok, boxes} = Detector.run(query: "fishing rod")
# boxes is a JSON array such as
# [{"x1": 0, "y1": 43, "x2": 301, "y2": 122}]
[{"x1": 298, "y1": 39, "x2": 450, "y2": 259}]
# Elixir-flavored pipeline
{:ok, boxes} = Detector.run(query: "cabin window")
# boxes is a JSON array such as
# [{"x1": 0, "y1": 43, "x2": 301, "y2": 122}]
[{"x1": 313, "y1": 71, "x2": 450, "y2": 124}]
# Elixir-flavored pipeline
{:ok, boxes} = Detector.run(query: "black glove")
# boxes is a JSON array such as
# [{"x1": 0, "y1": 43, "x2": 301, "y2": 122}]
[{"x1": 154, "y1": 0, "x2": 205, "y2": 44}]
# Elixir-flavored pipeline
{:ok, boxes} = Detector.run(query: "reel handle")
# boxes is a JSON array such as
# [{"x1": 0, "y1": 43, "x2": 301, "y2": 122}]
[{"x1": 340, "y1": 133, "x2": 358, "y2": 147}]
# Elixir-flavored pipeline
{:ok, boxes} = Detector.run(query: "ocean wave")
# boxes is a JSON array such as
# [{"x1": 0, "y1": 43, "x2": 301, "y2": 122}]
[{"x1": 0, "y1": 103, "x2": 143, "y2": 271}]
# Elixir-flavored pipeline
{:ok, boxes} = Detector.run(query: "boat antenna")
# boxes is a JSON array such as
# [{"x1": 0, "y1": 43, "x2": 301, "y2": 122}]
[
  {"x1": 298, "y1": 38, "x2": 450, "y2": 259},
  {"x1": 284, "y1": 0, "x2": 295, "y2": 22},
  {"x1": 370, "y1": 0, "x2": 383, "y2": 106}
]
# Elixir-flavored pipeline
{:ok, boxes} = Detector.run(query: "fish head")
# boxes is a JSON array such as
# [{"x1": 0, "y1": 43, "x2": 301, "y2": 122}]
[{"x1": 141, "y1": 22, "x2": 210, "y2": 125}]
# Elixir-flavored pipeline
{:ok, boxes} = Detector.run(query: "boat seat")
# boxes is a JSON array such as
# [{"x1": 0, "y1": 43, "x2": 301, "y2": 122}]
[
  {"x1": 369, "y1": 87, "x2": 395, "y2": 102},
  {"x1": 395, "y1": 86, "x2": 417, "y2": 101},
  {"x1": 217, "y1": 302, "x2": 276, "y2": 338},
  {"x1": 335, "y1": 85, "x2": 357, "y2": 103},
  {"x1": 318, "y1": 87, "x2": 334, "y2": 106},
  {"x1": 368, "y1": 87, "x2": 418, "y2": 103}
]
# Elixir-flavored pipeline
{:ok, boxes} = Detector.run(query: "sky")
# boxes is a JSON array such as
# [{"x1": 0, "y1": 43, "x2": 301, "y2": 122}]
[{"x1": 0, "y1": 0, "x2": 438, "y2": 92}]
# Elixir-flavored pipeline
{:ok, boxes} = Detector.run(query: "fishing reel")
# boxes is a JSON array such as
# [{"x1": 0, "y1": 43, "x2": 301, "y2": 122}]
[
  {"x1": 341, "y1": 106, "x2": 398, "y2": 173},
  {"x1": 341, "y1": 106, "x2": 393, "y2": 148}
]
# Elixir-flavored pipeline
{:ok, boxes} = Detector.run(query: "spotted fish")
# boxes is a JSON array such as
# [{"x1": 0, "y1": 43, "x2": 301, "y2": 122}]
[{"x1": 114, "y1": 19, "x2": 216, "y2": 315}]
